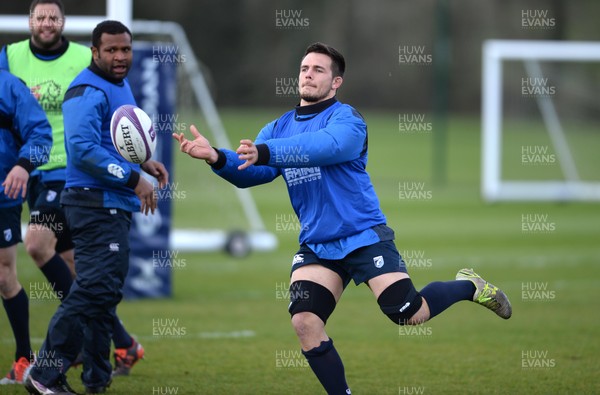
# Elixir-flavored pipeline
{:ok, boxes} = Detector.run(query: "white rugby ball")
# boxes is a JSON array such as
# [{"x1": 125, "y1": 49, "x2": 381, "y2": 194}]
[{"x1": 110, "y1": 105, "x2": 156, "y2": 164}]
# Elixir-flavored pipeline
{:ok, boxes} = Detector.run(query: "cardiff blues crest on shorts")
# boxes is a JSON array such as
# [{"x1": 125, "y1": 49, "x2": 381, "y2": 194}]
[
  {"x1": 373, "y1": 255, "x2": 384, "y2": 268},
  {"x1": 46, "y1": 189, "x2": 58, "y2": 202},
  {"x1": 3, "y1": 228, "x2": 12, "y2": 242}
]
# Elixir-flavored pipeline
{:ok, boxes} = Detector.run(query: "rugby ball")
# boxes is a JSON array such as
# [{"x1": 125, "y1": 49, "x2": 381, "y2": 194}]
[{"x1": 110, "y1": 105, "x2": 156, "y2": 164}]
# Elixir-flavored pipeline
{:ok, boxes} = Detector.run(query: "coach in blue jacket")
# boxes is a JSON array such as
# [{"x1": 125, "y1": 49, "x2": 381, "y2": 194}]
[
  {"x1": 25, "y1": 21, "x2": 168, "y2": 395},
  {"x1": 174, "y1": 42, "x2": 511, "y2": 394},
  {"x1": 1, "y1": 68, "x2": 52, "y2": 380}
]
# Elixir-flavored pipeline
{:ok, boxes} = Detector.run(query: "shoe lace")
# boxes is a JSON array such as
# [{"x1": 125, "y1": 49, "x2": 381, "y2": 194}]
[{"x1": 479, "y1": 283, "x2": 501, "y2": 310}]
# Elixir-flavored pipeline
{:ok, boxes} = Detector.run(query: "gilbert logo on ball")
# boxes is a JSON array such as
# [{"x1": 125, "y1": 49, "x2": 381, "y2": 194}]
[{"x1": 110, "y1": 105, "x2": 156, "y2": 164}]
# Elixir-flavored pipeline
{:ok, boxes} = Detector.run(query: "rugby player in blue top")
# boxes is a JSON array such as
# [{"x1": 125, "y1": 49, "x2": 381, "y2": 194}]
[
  {"x1": 1, "y1": 1, "x2": 145, "y2": 382},
  {"x1": 25, "y1": 20, "x2": 168, "y2": 395},
  {"x1": 0, "y1": 68, "x2": 52, "y2": 387},
  {"x1": 174, "y1": 42, "x2": 512, "y2": 395}
]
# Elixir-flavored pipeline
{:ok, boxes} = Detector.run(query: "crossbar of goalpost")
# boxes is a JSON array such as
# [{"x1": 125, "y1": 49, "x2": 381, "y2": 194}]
[
  {"x1": 481, "y1": 39, "x2": 600, "y2": 202},
  {"x1": 0, "y1": 0, "x2": 131, "y2": 34}
]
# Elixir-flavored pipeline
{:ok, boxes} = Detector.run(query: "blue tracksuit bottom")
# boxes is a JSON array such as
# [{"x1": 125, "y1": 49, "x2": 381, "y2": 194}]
[{"x1": 30, "y1": 205, "x2": 131, "y2": 389}]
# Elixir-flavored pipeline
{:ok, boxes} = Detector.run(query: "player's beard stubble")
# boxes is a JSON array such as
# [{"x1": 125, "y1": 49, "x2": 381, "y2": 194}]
[
  {"x1": 300, "y1": 88, "x2": 330, "y2": 103},
  {"x1": 31, "y1": 25, "x2": 62, "y2": 50}
]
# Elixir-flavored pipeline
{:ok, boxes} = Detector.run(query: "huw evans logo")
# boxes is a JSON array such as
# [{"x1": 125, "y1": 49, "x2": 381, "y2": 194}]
[
  {"x1": 521, "y1": 350, "x2": 556, "y2": 369},
  {"x1": 152, "y1": 387, "x2": 180, "y2": 395},
  {"x1": 521, "y1": 282, "x2": 556, "y2": 301},
  {"x1": 152, "y1": 249, "x2": 187, "y2": 269},
  {"x1": 275, "y1": 9, "x2": 309, "y2": 29},
  {"x1": 275, "y1": 77, "x2": 300, "y2": 97},
  {"x1": 29, "y1": 282, "x2": 62, "y2": 301},
  {"x1": 152, "y1": 113, "x2": 188, "y2": 133},
  {"x1": 152, "y1": 318, "x2": 187, "y2": 338},
  {"x1": 399, "y1": 387, "x2": 426, "y2": 395},
  {"x1": 521, "y1": 77, "x2": 556, "y2": 97},
  {"x1": 275, "y1": 213, "x2": 309, "y2": 233},
  {"x1": 402, "y1": 250, "x2": 433, "y2": 269},
  {"x1": 29, "y1": 145, "x2": 64, "y2": 165},
  {"x1": 521, "y1": 213, "x2": 556, "y2": 234},
  {"x1": 275, "y1": 349, "x2": 309, "y2": 368},
  {"x1": 398, "y1": 45, "x2": 432, "y2": 65},
  {"x1": 275, "y1": 282, "x2": 310, "y2": 301},
  {"x1": 399, "y1": 182, "x2": 432, "y2": 200},
  {"x1": 152, "y1": 45, "x2": 186, "y2": 64},
  {"x1": 274, "y1": 146, "x2": 309, "y2": 164},
  {"x1": 521, "y1": 9, "x2": 555, "y2": 29},
  {"x1": 521, "y1": 145, "x2": 555, "y2": 165},
  {"x1": 398, "y1": 113, "x2": 432, "y2": 134}
]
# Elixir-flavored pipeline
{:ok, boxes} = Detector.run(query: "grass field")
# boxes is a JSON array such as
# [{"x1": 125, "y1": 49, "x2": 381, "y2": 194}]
[{"x1": 1, "y1": 109, "x2": 599, "y2": 394}]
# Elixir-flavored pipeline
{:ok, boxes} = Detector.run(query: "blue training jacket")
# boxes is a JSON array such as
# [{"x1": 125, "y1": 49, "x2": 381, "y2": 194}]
[
  {"x1": 0, "y1": 69, "x2": 52, "y2": 207},
  {"x1": 211, "y1": 97, "x2": 389, "y2": 259},
  {"x1": 61, "y1": 64, "x2": 141, "y2": 212}
]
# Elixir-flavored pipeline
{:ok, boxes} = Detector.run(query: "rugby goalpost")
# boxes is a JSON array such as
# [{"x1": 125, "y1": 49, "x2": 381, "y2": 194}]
[
  {"x1": 1, "y1": 0, "x2": 277, "y2": 255},
  {"x1": 481, "y1": 39, "x2": 600, "y2": 202}
]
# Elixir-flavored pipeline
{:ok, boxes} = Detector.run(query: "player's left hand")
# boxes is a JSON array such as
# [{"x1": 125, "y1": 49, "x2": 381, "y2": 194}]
[
  {"x1": 134, "y1": 176, "x2": 157, "y2": 215},
  {"x1": 2, "y1": 165, "x2": 29, "y2": 199},
  {"x1": 236, "y1": 139, "x2": 258, "y2": 170},
  {"x1": 141, "y1": 160, "x2": 169, "y2": 189}
]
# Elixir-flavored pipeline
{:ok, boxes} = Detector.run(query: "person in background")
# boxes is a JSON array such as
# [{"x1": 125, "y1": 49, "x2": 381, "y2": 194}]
[
  {"x1": 25, "y1": 20, "x2": 168, "y2": 395},
  {"x1": 0, "y1": 69, "x2": 52, "y2": 385},
  {"x1": 0, "y1": 0, "x2": 145, "y2": 383}
]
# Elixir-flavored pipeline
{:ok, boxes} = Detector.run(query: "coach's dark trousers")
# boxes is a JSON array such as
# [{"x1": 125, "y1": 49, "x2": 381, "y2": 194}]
[{"x1": 31, "y1": 205, "x2": 132, "y2": 389}]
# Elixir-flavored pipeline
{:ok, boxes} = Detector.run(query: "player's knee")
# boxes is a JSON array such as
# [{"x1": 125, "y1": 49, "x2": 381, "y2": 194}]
[
  {"x1": 24, "y1": 234, "x2": 41, "y2": 259},
  {"x1": 291, "y1": 311, "x2": 323, "y2": 338},
  {"x1": 24, "y1": 240, "x2": 46, "y2": 265},
  {"x1": 288, "y1": 280, "x2": 336, "y2": 327},
  {"x1": 377, "y1": 278, "x2": 423, "y2": 325},
  {"x1": 0, "y1": 253, "x2": 14, "y2": 272},
  {"x1": 24, "y1": 228, "x2": 55, "y2": 265},
  {"x1": 0, "y1": 280, "x2": 15, "y2": 297}
]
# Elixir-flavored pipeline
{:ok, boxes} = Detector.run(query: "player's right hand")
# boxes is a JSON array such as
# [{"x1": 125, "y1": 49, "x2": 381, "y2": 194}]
[
  {"x1": 134, "y1": 176, "x2": 157, "y2": 215},
  {"x1": 2, "y1": 165, "x2": 29, "y2": 199},
  {"x1": 173, "y1": 125, "x2": 218, "y2": 164}
]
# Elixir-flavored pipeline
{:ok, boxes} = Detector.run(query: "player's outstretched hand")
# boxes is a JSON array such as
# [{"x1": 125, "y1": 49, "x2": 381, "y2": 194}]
[
  {"x1": 236, "y1": 139, "x2": 258, "y2": 170},
  {"x1": 141, "y1": 160, "x2": 169, "y2": 190},
  {"x1": 173, "y1": 125, "x2": 218, "y2": 163},
  {"x1": 2, "y1": 165, "x2": 29, "y2": 200}
]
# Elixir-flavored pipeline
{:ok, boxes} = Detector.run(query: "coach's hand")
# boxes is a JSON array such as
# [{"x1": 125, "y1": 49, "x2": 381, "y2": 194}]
[
  {"x1": 142, "y1": 160, "x2": 169, "y2": 190},
  {"x1": 236, "y1": 139, "x2": 258, "y2": 170},
  {"x1": 2, "y1": 165, "x2": 29, "y2": 200},
  {"x1": 173, "y1": 125, "x2": 218, "y2": 164},
  {"x1": 135, "y1": 176, "x2": 157, "y2": 215}
]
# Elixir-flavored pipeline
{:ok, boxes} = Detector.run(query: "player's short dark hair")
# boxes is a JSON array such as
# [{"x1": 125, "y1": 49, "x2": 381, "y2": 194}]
[
  {"x1": 303, "y1": 42, "x2": 345, "y2": 77},
  {"x1": 29, "y1": 0, "x2": 65, "y2": 16},
  {"x1": 92, "y1": 20, "x2": 133, "y2": 49}
]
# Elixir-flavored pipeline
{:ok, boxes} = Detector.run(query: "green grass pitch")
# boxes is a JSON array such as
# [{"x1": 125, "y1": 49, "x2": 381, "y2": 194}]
[{"x1": 1, "y1": 109, "x2": 599, "y2": 394}]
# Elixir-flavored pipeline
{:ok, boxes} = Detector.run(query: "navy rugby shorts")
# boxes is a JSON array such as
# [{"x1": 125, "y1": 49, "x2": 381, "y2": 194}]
[
  {"x1": 290, "y1": 240, "x2": 408, "y2": 287},
  {"x1": 27, "y1": 177, "x2": 73, "y2": 252},
  {"x1": 0, "y1": 205, "x2": 22, "y2": 248}
]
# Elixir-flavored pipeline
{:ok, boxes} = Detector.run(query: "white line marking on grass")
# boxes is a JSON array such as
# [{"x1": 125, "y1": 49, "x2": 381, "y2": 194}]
[
  {"x1": 134, "y1": 329, "x2": 257, "y2": 342},
  {"x1": 196, "y1": 330, "x2": 256, "y2": 339},
  {"x1": 2, "y1": 331, "x2": 256, "y2": 346}
]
